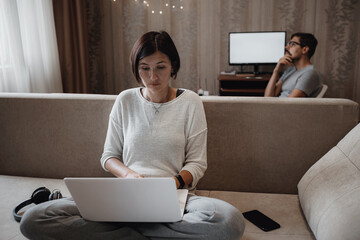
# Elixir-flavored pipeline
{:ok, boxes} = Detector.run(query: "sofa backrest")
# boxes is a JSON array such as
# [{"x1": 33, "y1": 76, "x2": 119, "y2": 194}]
[
  {"x1": 0, "y1": 93, "x2": 115, "y2": 179},
  {"x1": 0, "y1": 93, "x2": 358, "y2": 194},
  {"x1": 197, "y1": 96, "x2": 358, "y2": 193}
]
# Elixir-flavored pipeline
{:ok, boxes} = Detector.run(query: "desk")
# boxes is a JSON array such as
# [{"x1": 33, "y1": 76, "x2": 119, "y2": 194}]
[{"x1": 218, "y1": 74, "x2": 271, "y2": 96}]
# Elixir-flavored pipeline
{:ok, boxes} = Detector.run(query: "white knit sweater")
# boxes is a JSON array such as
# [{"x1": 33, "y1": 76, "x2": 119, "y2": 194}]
[{"x1": 100, "y1": 88, "x2": 207, "y2": 189}]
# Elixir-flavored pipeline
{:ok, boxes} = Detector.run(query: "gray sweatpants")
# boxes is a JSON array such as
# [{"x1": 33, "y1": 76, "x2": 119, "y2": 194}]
[{"x1": 20, "y1": 195, "x2": 245, "y2": 240}]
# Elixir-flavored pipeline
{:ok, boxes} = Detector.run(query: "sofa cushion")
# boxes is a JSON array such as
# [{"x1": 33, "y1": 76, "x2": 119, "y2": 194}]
[
  {"x1": 0, "y1": 175, "x2": 71, "y2": 240},
  {"x1": 298, "y1": 123, "x2": 360, "y2": 240},
  {"x1": 210, "y1": 191, "x2": 314, "y2": 240},
  {"x1": 1, "y1": 175, "x2": 315, "y2": 240}
]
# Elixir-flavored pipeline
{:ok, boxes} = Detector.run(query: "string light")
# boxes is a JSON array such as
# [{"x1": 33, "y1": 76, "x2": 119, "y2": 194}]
[{"x1": 133, "y1": 0, "x2": 184, "y2": 14}]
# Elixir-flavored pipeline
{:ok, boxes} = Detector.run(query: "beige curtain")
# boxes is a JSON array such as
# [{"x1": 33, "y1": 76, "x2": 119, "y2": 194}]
[
  {"x1": 86, "y1": 0, "x2": 360, "y2": 107},
  {"x1": 53, "y1": 0, "x2": 90, "y2": 93}
]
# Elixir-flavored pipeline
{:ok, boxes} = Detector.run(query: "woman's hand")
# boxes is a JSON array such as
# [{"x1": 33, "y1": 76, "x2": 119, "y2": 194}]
[
  {"x1": 123, "y1": 169, "x2": 144, "y2": 179},
  {"x1": 173, "y1": 170, "x2": 193, "y2": 189},
  {"x1": 105, "y1": 158, "x2": 144, "y2": 178}
]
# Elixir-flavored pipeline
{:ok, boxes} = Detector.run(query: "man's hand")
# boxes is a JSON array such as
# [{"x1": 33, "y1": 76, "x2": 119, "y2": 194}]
[{"x1": 274, "y1": 55, "x2": 293, "y2": 72}]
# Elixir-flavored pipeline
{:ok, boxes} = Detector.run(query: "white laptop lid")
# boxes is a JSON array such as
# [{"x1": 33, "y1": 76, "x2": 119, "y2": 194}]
[{"x1": 64, "y1": 177, "x2": 188, "y2": 222}]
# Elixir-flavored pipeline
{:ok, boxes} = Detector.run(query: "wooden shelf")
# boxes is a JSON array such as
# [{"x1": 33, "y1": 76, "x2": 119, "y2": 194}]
[
  {"x1": 220, "y1": 88, "x2": 265, "y2": 93},
  {"x1": 218, "y1": 74, "x2": 271, "y2": 96}
]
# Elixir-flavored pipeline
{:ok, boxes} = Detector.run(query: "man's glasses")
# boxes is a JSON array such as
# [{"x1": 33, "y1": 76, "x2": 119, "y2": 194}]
[{"x1": 286, "y1": 41, "x2": 304, "y2": 47}]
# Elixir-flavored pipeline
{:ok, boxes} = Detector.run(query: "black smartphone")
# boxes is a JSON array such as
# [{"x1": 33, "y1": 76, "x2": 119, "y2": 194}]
[{"x1": 243, "y1": 210, "x2": 280, "y2": 232}]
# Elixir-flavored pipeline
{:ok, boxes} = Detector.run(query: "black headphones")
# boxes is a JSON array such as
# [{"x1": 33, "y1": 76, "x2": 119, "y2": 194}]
[{"x1": 13, "y1": 187, "x2": 63, "y2": 222}]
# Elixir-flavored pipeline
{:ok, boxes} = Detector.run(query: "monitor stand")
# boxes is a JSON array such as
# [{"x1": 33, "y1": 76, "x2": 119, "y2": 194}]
[
  {"x1": 236, "y1": 64, "x2": 272, "y2": 76},
  {"x1": 253, "y1": 64, "x2": 261, "y2": 75}
]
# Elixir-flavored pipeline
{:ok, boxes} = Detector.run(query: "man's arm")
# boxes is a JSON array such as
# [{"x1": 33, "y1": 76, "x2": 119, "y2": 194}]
[
  {"x1": 288, "y1": 88, "x2": 307, "y2": 97},
  {"x1": 264, "y1": 55, "x2": 293, "y2": 97},
  {"x1": 264, "y1": 70, "x2": 282, "y2": 97}
]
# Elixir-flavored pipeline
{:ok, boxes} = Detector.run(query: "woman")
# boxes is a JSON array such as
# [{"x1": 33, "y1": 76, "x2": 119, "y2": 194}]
[{"x1": 20, "y1": 31, "x2": 245, "y2": 240}]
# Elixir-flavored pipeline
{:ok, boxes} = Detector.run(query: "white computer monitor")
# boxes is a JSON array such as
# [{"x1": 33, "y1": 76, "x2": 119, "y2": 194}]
[{"x1": 229, "y1": 31, "x2": 286, "y2": 65}]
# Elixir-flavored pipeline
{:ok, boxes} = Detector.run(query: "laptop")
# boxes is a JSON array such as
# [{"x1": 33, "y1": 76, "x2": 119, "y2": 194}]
[{"x1": 64, "y1": 177, "x2": 188, "y2": 222}]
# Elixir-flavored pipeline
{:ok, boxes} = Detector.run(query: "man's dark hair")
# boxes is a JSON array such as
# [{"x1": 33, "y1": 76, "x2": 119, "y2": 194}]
[
  {"x1": 291, "y1": 33, "x2": 318, "y2": 59},
  {"x1": 130, "y1": 31, "x2": 180, "y2": 85}
]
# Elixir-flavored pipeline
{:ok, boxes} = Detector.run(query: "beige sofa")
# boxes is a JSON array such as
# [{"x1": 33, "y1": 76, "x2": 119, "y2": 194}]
[{"x1": 0, "y1": 93, "x2": 359, "y2": 240}]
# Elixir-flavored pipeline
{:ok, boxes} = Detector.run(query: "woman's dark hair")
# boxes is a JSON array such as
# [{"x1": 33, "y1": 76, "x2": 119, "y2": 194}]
[
  {"x1": 291, "y1": 32, "x2": 318, "y2": 59},
  {"x1": 130, "y1": 31, "x2": 180, "y2": 85}
]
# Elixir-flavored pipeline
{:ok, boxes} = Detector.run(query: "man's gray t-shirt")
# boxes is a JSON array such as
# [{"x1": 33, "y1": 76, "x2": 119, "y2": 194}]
[{"x1": 279, "y1": 65, "x2": 322, "y2": 97}]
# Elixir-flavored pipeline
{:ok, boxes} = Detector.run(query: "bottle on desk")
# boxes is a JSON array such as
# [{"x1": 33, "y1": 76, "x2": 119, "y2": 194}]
[{"x1": 197, "y1": 88, "x2": 204, "y2": 96}]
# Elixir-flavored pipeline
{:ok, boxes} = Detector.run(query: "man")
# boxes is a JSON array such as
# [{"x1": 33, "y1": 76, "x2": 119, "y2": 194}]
[{"x1": 264, "y1": 33, "x2": 322, "y2": 97}]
